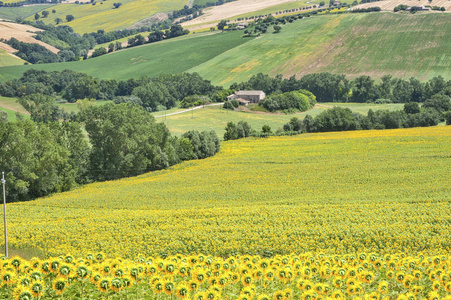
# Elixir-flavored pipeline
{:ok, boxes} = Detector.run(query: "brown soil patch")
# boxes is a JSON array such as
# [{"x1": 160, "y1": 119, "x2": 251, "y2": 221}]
[
  {"x1": 353, "y1": 0, "x2": 451, "y2": 11},
  {"x1": 0, "y1": 41, "x2": 16, "y2": 53},
  {"x1": 0, "y1": 21, "x2": 60, "y2": 54},
  {"x1": 127, "y1": 12, "x2": 170, "y2": 30},
  {"x1": 182, "y1": 0, "x2": 304, "y2": 28}
]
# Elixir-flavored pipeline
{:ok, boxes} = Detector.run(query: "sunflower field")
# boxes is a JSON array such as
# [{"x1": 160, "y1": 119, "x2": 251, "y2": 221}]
[
  {"x1": 1, "y1": 126, "x2": 451, "y2": 299},
  {"x1": 3, "y1": 252, "x2": 451, "y2": 299}
]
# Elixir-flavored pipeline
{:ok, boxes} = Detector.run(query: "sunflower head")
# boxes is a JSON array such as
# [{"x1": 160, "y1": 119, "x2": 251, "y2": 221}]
[
  {"x1": 52, "y1": 276, "x2": 67, "y2": 295},
  {"x1": 97, "y1": 277, "x2": 110, "y2": 293},
  {"x1": 12, "y1": 285, "x2": 33, "y2": 300},
  {"x1": 30, "y1": 280, "x2": 44, "y2": 297},
  {"x1": 111, "y1": 277, "x2": 123, "y2": 292}
]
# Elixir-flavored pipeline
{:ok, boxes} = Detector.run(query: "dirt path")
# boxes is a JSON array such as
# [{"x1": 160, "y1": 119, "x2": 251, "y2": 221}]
[
  {"x1": 314, "y1": 103, "x2": 334, "y2": 109},
  {"x1": 154, "y1": 103, "x2": 224, "y2": 118}
]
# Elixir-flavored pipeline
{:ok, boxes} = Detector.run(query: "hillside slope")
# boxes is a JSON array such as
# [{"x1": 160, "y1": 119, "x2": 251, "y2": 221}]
[
  {"x1": 0, "y1": 31, "x2": 251, "y2": 82},
  {"x1": 25, "y1": 0, "x2": 186, "y2": 34},
  {"x1": 1, "y1": 13, "x2": 450, "y2": 84},
  {"x1": 6, "y1": 126, "x2": 451, "y2": 256},
  {"x1": 189, "y1": 12, "x2": 451, "y2": 86},
  {"x1": 0, "y1": 49, "x2": 25, "y2": 67}
]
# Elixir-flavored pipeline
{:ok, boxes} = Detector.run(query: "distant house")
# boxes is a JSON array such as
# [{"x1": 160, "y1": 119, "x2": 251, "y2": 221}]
[
  {"x1": 236, "y1": 22, "x2": 249, "y2": 30},
  {"x1": 406, "y1": 5, "x2": 430, "y2": 11},
  {"x1": 227, "y1": 91, "x2": 266, "y2": 104}
]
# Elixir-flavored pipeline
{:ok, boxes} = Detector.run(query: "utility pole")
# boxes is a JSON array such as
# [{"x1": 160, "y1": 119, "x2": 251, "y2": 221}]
[{"x1": 1, "y1": 172, "x2": 7, "y2": 258}]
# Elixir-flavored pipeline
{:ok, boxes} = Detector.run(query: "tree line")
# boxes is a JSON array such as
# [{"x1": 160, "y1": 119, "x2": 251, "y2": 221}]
[
  {"x1": 0, "y1": 103, "x2": 220, "y2": 202},
  {"x1": 9, "y1": 19, "x2": 188, "y2": 64},
  {"x1": 225, "y1": 100, "x2": 450, "y2": 143},
  {"x1": 0, "y1": 70, "x2": 220, "y2": 112},
  {"x1": 231, "y1": 73, "x2": 451, "y2": 104}
]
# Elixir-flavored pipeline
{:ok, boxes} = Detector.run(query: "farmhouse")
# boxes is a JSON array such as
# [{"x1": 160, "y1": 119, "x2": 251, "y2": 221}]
[
  {"x1": 227, "y1": 90, "x2": 266, "y2": 104},
  {"x1": 236, "y1": 22, "x2": 249, "y2": 30}
]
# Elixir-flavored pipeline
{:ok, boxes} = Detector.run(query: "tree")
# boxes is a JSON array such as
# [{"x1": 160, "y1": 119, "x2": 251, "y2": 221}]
[
  {"x1": 55, "y1": 18, "x2": 63, "y2": 25},
  {"x1": 273, "y1": 25, "x2": 282, "y2": 33},
  {"x1": 217, "y1": 20, "x2": 227, "y2": 32},
  {"x1": 423, "y1": 94, "x2": 451, "y2": 114},
  {"x1": 237, "y1": 121, "x2": 251, "y2": 138},
  {"x1": 224, "y1": 122, "x2": 238, "y2": 141},
  {"x1": 113, "y1": 2, "x2": 121, "y2": 8},
  {"x1": 0, "y1": 111, "x2": 7, "y2": 123},
  {"x1": 66, "y1": 14, "x2": 75, "y2": 22},
  {"x1": 445, "y1": 111, "x2": 451, "y2": 125},
  {"x1": 404, "y1": 102, "x2": 420, "y2": 114},
  {"x1": 0, "y1": 120, "x2": 77, "y2": 201},
  {"x1": 148, "y1": 30, "x2": 164, "y2": 43},
  {"x1": 17, "y1": 93, "x2": 64, "y2": 123},
  {"x1": 351, "y1": 75, "x2": 378, "y2": 102},
  {"x1": 42, "y1": 11, "x2": 49, "y2": 18},
  {"x1": 34, "y1": 13, "x2": 40, "y2": 20},
  {"x1": 262, "y1": 125, "x2": 271, "y2": 134},
  {"x1": 108, "y1": 43, "x2": 115, "y2": 53},
  {"x1": 79, "y1": 103, "x2": 174, "y2": 180},
  {"x1": 91, "y1": 47, "x2": 107, "y2": 58}
]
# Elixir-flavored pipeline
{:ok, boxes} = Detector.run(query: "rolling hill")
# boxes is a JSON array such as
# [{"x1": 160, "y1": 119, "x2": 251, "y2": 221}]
[
  {"x1": 23, "y1": 0, "x2": 186, "y2": 34},
  {"x1": 189, "y1": 12, "x2": 451, "y2": 86},
  {"x1": 6, "y1": 126, "x2": 450, "y2": 257},
  {"x1": 0, "y1": 12, "x2": 449, "y2": 85},
  {"x1": 0, "y1": 30, "x2": 251, "y2": 82}
]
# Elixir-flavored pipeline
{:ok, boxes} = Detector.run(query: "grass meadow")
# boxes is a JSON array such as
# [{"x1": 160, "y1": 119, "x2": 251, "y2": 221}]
[
  {"x1": 0, "y1": 49, "x2": 25, "y2": 67},
  {"x1": 0, "y1": 30, "x2": 251, "y2": 82},
  {"x1": 189, "y1": 13, "x2": 451, "y2": 86},
  {"x1": 0, "y1": 4, "x2": 56, "y2": 20},
  {"x1": 153, "y1": 103, "x2": 404, "y2": 138},
  {"x1": 0, "y1": 96, "x2": 29, "y2": 121},
  {"x1": 25, "y1": 0, "x2": 186, "y2": 34}
]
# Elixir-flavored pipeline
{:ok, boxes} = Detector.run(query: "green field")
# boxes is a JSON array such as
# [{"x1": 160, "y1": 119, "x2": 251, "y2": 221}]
[
  {"x1": 189, "y1": 13, "x2": 451, "y2": 86},
  {"x1": 0, "y1": 96, "x2": 110, "y2": 121},
  {"x1": 154, "y1": 103, "x2": 404, "y2": 138},
  {"x1": 0, "y1": 4, "x2": 56, "y2": 20},
  {"x1": 25, "y1": 0, "x2": 186, "y2": 34},
  {"x1": 0, "y1": 96, "x2": 30, "y2": 121},
  {"x1": 56, "y1": 100, "x2": 112, "y2": 114},
  {"x1": 0, "y1": 49, "x2": 25, "y2": 67},
  {"x1": 1, "y1": 13, "x2": 450, "y2": 86},
  {"x1": 0, "y1": 30, "x2": 251, "y2": 82}
]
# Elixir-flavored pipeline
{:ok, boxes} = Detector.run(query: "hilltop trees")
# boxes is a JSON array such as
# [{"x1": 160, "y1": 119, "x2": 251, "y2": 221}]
[
  {"x1": 66, "y1": 14, "x2": 75, "y2": 22},
  {"x1": 217, "y1": 20, "x2": 227, "y2": 32}
]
